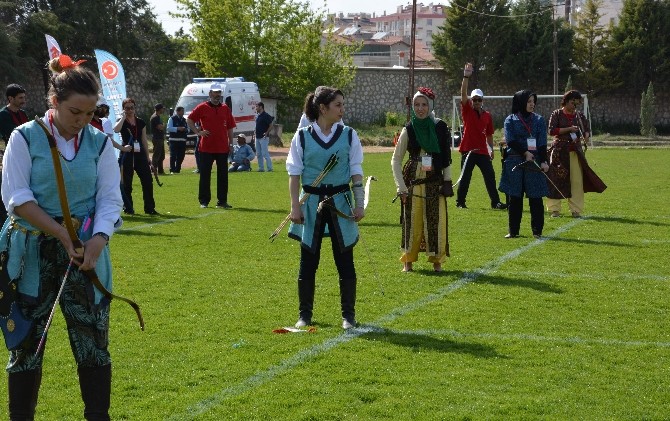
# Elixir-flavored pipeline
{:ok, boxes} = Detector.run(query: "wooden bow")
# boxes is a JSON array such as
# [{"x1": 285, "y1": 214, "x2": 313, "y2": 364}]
[
  {"x1": 269, "y1": 153, "x2": 338, "y2": 242},
  {"x1": 34, "y1": 117, "x2": 145, "y2": 331}
]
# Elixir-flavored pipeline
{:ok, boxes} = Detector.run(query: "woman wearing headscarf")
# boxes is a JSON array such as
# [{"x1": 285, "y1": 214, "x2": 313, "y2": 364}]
[
  {"x1": 391, "y1": 87, "x2": 453, "y2": 272},
  {"x1": 546, "y1": 90, "x2": 595, "y2": 218},
  {"x1": 499, "y1": 90, "x2": 549, "y2": 239}
]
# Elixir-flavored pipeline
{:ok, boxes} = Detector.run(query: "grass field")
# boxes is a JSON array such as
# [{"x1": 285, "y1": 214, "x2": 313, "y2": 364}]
[{"x1": 1, "y1": 148, "x2": 669, "y2": 420}]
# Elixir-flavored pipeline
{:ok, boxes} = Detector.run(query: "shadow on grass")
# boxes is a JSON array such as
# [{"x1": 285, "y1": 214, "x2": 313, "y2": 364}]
[
  {"x1": 547, "y1": 237, "x2": 632, "y2": 247},
  {"x1": 359, "y1": 328, "x2": 505, "y2": 358},
  {"x1": 587, "y1": 215, "x2": 670, "y2": 227},
  {"x1": 116, "y1": 230, "x2": 181, "y2": 237},
  {"x1": 472, "y1": 274, "x2": 563, "y2": 294},
  {"x1": 232, "y1": 206, "x2": 289, "y2": 215}
]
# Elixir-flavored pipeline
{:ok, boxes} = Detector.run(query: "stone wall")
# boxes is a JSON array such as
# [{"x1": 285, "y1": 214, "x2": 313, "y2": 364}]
[{"x1": 7, "y1": 61, "x2": 668, "y2": 133}]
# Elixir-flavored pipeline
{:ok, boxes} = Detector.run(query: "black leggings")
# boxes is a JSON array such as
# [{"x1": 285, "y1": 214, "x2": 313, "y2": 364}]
[
  {"x1": 298, "y1": 207, "x2": 356, "y2": 281},
  {"x1": 508, "y1": 195, "x2": 544, "y2": 236}
]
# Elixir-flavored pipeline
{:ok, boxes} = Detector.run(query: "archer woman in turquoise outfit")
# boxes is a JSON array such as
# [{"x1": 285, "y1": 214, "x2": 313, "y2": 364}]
[
  {"x1": 499, "y1": 90, "x2": 549, "y2": 239},
  {"x1": 0, "y1": 55, "x2": 122, "y2": 419},
  {"x1": 286, "y1": 86, "x2": 365, "y2": 330}
]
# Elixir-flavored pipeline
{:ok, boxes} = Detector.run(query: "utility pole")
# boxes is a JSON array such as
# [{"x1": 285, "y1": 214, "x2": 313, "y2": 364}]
[
  {"x1": 407, "y1": 0, "x2": 417, "y2": 122},
  {"x1": 553, "y1": 2, "x2": 558, "y2": 97}
]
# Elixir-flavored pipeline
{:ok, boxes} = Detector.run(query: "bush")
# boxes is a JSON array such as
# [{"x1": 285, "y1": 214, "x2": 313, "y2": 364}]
[{"x1": 385, "y1": 111, "x2": 403, "y2": 127}]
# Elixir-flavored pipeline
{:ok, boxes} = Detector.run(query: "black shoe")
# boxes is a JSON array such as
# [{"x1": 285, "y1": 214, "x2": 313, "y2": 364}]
[
  {"x1": 216, "y1": 202, "x2": 232, "y2": 209},
  {"x1": 456, "y1": 202, "x2": 467, "y2": 209},
  {"x1": 123, "y1": 209, "x2": 135, "y2": 215},
  {"x1": 146, "y1": 210, "x2": 159, "y2": 215},
  {"x1": 492, "y1": 202, "x2": 508, "y2": 210},
  {"x1": 505, "y1": 233, "x2": 519, "y2": 238}
]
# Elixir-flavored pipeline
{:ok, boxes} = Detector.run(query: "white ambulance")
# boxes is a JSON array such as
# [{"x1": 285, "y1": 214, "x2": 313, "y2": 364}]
[{"x1": 174, "y1": 77, "x2": 261, "y2": 147}]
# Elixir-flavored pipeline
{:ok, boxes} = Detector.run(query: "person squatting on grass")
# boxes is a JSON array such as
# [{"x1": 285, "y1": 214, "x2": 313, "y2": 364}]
[
  {"x1": 499, "y1": 90, "x2": 550, "y2": 239},
  {"x1": 1, "y1": 55, "x2": 123, "y2": 420},
  {"x1": 457, "y1": 63, "x2": 507, "y2": 210},
  {"x1": 286, "y1": 86, "x2": 365, "y2": 330},
  {"x1": 391, "y1": 87, "x2": 453, "y2": 273},
  {"x1": 228, "y1": 134, "x2": 255, "y2": 172}
]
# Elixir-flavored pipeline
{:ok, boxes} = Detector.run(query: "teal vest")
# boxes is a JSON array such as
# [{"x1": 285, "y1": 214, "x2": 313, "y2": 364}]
[
  {"x1": 288, "y1": 126, "x2": 359, "y2": 252},
  {"x1": 0, "y1": 121, "x2": 113, "y2": 303}
]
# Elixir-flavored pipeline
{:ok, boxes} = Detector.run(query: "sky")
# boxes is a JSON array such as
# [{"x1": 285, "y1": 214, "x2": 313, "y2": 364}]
[{"x1": 148, "y1": 0, "x2": 403, "y2": 36}]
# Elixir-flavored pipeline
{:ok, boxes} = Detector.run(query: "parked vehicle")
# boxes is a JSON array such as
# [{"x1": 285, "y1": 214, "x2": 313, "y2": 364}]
[{"x1": 173, "y1": 77, "x2": 261, "y2": 148}]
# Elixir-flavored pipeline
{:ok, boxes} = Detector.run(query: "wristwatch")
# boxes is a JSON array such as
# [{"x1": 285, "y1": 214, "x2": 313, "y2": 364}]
[{"x1": 93, "y1": 232, "x2": 110, "y2": 243}]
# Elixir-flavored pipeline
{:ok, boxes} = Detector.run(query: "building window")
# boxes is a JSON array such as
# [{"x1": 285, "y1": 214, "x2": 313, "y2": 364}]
[{"x1": 427, "y1": 19, "x2": 433, "y2": 26}]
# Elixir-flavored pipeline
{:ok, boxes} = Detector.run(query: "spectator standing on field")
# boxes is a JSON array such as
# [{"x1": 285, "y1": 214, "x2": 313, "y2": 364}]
[
  {"x1": 457, "y1": 63, "x2": 507, "y2": 210},
  {"x1": 89, "y1": 97, "x2": 131, "y2": 153},
  {"x1": 150, "y1": 103, "x2": 166, "y2": 175},
  {"x1": 167, "y1": 106, "x2": 188, "y2": 174},
  {"x1": 187, "y1": 83, "x2": 236, "y2": 209},
  {"x1": 0, "y1": 84, "x2": 29, "y2": 147},
  {"x1": 255, "y1": 102, "x2": 274, "y2": 172},
  {"x1": 113, "y1": 97, "x2": 158, "y2": 215}
]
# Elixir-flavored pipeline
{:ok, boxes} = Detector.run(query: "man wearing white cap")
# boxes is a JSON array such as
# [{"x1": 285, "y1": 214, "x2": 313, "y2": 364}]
[
  {"x1": 458, "y1": 63, "x2": 506, "y2": 210},
  {"x1": 187, "y1": 82, "x2": 237, "y2": 208}
]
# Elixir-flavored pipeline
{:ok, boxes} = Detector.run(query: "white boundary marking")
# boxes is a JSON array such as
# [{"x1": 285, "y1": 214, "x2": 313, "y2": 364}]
[{"x1": 167, "y1": 219, "x2": 585, "y2": 419}]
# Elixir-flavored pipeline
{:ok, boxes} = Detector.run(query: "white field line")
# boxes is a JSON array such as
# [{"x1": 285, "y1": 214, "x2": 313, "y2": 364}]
[
  {"x1": 167, "y1": 219, "x2": 584, "y2": 420},
  {"x1": 641, "y1": 239, "x2": 670, "y2": 244}
]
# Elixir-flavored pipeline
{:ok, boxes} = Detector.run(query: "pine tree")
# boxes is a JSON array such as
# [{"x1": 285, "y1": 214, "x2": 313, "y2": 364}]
[{"x1": 639, "y1": 82, "x2": 656, "y2": 137}]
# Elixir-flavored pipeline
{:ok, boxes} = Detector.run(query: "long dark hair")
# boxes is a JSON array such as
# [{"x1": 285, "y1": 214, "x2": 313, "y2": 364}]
[
  {"x1": 303, "y1": 86, "x2": 344, "y2": 122},
  {"x1": 560, "y1": 90, "x2": 582, "y2": 107}
]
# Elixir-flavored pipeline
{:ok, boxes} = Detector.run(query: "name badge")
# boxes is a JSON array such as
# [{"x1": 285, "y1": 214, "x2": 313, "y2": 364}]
[
  {"x1": 133, "y1": 142, "x2": 140, "y2": 152},
  {"x1": 421, "y1": 154, "x2": 433, "y2": 171},
  {"x1": 570, "y1": 132, "x2": 578, "y2": 141},
  {"x1": 527, "y1": 137, "x2": 537, "y2": 151}
]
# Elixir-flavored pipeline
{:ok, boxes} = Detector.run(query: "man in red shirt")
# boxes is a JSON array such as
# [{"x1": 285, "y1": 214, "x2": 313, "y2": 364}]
[
  {"x1": 457, "y1": 63, "x2": 506, "y2": 210},
  {"x1": 187, "y1": 83, "x2": 237, "y2": 208}
]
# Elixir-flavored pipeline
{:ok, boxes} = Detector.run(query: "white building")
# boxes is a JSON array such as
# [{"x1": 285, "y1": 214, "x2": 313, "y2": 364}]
[{"x1": 369, "y1": 3, "x2": 447, "y2": 51}]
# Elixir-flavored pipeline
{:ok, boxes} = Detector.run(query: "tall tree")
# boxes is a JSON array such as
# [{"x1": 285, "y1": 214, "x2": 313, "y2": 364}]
[
  {"x1": 433, "y1": 0, "x2": 515, "y2": 88},
  {"x1": 606, "y1": 0, "x2": 670, "y2": 92},
  {"x1": 12, "y1": 0, "x2": 183, "y2": 90},
  {"x1": 572, "y1": 0, "x2": 611, "y2": 95},
  {"x1": 174, "y1": 0, "x2": 358, "y2": 110},
  {"x1": 507, "y1": 0, "x2": 574, "y2": 89}
]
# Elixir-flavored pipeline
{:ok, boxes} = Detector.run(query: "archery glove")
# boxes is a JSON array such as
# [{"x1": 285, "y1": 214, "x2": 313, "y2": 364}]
[{"x1": 440, "y1": 181, "x2": 454, "y2": 197}]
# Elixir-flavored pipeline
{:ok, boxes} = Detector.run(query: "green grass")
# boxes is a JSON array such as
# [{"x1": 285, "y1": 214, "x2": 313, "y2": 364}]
[{"x1": 2, "y1": 148, "x2": 670, "y2": 420}]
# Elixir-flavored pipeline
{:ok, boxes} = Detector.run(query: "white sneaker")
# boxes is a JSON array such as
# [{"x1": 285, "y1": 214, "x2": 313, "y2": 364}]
[
  {"x1": 295, "y1": 318, "x2": 311, "y2": 328},
  {"x1": 342, "y1": 318, "x2": 357, "y2": 330}
]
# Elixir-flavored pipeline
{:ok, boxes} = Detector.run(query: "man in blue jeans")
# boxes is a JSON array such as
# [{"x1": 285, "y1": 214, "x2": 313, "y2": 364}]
[{"x1": 254, "y1": 102, "x2": 274, "y2": 172}]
